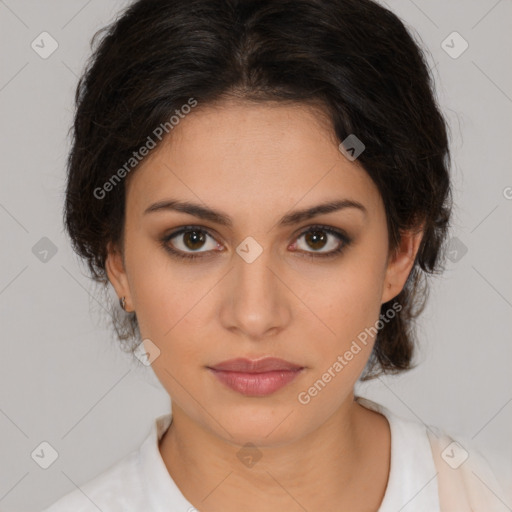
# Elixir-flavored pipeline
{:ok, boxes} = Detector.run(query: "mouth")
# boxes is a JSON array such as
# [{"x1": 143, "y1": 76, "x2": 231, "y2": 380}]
[{"x1": 206, "y1": 357, "x2": 305, "y2": 396}]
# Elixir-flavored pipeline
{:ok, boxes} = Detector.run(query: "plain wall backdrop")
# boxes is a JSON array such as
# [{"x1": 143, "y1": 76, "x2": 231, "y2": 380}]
[{"x1": 0, "y1": 0, "x2": 511, "y2": 510}]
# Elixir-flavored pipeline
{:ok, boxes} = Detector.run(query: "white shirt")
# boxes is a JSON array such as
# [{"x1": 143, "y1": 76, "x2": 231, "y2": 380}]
[{"x1": 41, "y1": 396, "x2": 507, "y2": 511}]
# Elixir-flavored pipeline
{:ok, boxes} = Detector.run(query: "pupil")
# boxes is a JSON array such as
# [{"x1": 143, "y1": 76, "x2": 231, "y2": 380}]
[
  {"x1": 306, "y1": 230, "x2": 326, "y2": 250},
  {"x1": 185, "y1": 231, "x2": 205, "y2": 250}
]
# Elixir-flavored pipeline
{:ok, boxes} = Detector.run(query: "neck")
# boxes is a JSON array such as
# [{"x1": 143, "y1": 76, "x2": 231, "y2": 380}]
[{"x1": 158, "y1": 394, "x2": 391, "y2": 511}]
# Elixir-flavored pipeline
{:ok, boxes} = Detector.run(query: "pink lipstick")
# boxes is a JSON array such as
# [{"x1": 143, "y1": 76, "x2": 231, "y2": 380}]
[{"x1": 207, "y1": 357, "x2": 304, "y2": 396}]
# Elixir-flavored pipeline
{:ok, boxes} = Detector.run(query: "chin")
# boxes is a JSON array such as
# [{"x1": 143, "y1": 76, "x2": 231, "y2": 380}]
[{"x1": 204, "y1": 401, "x2": 310, "y2": 448}]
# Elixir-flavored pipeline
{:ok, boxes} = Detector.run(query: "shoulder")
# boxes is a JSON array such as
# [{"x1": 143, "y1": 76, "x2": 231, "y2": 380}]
[
  {"x1": 356, "y1": 396, "x2": 511, "y2": 511},
  {"x1": 41, "y1": 413, "x2": 178, "y2": 511},
  {"x1": 426, "y1": 425, "x2": 512, "y2": 511},
  {"x1": 41, "y1": 449, "x2": 145, "y2": 512}
]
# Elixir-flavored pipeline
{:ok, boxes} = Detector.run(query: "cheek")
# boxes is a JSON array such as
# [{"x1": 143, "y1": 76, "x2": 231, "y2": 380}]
[
  {"x1": 134, "y1": 273, "x2": 211, "y2": 344},
  {"x1": 292, "y1": 259, "x2": 386, "y2": 403},
  {"x1": 333, "y1": 276, "x2": 383, "y2": 343},
  {"x1": 299, "y1": 254, "x2": 385, "y2": 344},
  {"x1": 125, "y1": 227, "x2": 215, "y2": 339},
  {"x1": 294, "y1": 275, "x2": 383, "y2": 411}
]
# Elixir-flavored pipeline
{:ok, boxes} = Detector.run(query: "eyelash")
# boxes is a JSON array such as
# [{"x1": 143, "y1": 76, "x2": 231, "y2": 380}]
[{"x1": 160, "y1": 224, "x2": 351, "y2": 261}]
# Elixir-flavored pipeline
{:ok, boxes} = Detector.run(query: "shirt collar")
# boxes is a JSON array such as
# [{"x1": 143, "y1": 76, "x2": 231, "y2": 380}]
[
  {"x1": 137, "y1": 412, "x2": 195, "y2": 512},
  {"x1": 137, "y1": 399, "x2": 440, "y2": 511}
]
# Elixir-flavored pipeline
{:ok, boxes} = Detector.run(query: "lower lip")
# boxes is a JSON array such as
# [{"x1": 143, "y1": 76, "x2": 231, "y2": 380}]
[{"x1": 208, "y1": 368, "x2": 303, "y2": 396}]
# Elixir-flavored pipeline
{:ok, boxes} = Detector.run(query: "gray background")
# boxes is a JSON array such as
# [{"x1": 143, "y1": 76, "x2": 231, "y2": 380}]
[{"x1": 1, "y1": 0, "x2": 511, "y2": 510}]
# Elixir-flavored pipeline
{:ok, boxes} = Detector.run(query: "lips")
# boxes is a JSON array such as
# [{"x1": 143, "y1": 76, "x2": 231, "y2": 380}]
[
  {"x1": 208, "y1": 357, "x2": 303, "y2": 373},
  {"x1": 207, "y1": 357, "x2": 304, "y2": 396}
]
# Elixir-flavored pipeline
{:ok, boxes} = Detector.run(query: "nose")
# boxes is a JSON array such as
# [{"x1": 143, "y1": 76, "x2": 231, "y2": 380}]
[{"x1": 219, "y1": 243, "x2": 292, "y2": 341}]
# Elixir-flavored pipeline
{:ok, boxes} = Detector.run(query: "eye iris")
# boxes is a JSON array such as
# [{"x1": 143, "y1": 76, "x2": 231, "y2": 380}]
[
  {"x1": 305, "y1": 230, "x2": 327, "y2": 250},
  {"x1": 184, "y1": 230, "x2": 205, "y2": 250}
]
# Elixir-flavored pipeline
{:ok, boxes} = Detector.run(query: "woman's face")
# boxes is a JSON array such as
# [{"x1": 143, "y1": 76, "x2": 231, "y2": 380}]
[{"x1": 107, "y1": 99, "x2": 419, "y2": 446}]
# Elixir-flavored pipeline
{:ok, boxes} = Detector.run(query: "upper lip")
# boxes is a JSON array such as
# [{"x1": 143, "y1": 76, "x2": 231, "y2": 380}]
[{"x1": 208, "y1": 357, "x2": 303, "y2": 373}]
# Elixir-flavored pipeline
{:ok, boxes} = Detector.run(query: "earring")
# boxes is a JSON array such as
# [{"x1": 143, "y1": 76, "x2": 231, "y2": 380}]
[{"x1": 119, "y1": 296, "x2": 127, "y2": 311}]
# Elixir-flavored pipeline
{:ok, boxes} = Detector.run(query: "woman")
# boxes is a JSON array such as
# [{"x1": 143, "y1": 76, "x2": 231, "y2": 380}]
[{"x1": 43, "y1": 0, "x2": 510, "y2": 510}]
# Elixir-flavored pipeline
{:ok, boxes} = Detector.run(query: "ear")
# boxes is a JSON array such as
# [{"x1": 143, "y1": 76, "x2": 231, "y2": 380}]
[
  {"x1": 381, "y1": 225, "x2": 424, "y2": 304},
  {"x1": 105, "y1": 241, "x2": 132, "y2": 310}
]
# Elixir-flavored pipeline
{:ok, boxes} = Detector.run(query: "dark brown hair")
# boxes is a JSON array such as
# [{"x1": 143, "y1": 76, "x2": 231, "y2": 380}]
[{"x1": 64, "y1": 0, "x2": 452, "y2": 380}]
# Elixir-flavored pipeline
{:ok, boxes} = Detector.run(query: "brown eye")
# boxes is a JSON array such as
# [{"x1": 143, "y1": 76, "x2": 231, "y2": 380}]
[
  {"x1": 304, "y1": 230, "x2": 328, "y2": 250},
  {"x1": 292, "y1": 226, "x2": 351, "y2": 259},
  {"x1": 163, "y1": 227, "x2": 220, "y2": 258},
  {"x1": 183, "y1": 230, "x2": 207, "y2": 250}
]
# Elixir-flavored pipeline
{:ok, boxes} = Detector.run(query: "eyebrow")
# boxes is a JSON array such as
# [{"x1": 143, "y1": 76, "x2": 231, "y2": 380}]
[{"x1": 144, "y1": 198, "x2": 367, "y2": 227}]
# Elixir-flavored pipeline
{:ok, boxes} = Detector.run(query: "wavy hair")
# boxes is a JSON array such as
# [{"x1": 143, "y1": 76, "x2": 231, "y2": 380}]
[{"x1": 64, "y1": 0, "x2": 453, "y2": 380}]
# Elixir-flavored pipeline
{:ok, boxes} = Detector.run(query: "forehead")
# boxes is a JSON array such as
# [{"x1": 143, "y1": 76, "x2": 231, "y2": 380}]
[{"x1": 125, "y1": 100, "x2": 383, "y2": 221}]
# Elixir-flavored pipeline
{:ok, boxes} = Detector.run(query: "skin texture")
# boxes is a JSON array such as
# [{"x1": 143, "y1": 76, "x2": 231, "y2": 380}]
[{"x1": 106, "y1": 99, "x2": 424, "y2": 511}]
